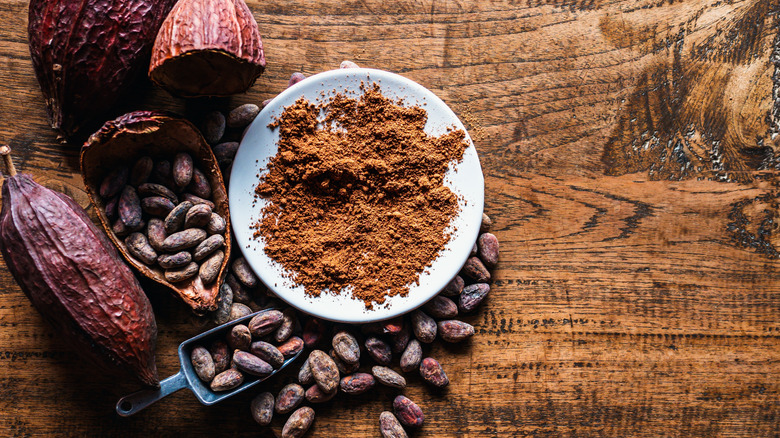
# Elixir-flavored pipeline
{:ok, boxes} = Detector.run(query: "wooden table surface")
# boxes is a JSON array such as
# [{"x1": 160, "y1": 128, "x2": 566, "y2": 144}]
[{"x1": 2, "y1": 0, "x2": 779, "y2": 436}]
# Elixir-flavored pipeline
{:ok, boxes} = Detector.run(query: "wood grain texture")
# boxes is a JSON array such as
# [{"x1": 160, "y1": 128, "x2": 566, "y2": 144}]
[{"x1": 1, "y1": 0, "x2": 779, "y2": 436}]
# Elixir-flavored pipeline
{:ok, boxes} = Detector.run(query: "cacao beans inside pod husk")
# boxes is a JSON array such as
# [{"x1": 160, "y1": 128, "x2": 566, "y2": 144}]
[
  {"x1": 27, "y1": 0, "x2": 177, "y2": 137},
  {"x1": 0, "y1": 148, "x2": 159, "y2": 386},
  {"x1": 81, "y1": 111, "x2": 231, "y2": 313},
  {"x1": 149, "y1": 0, "x2": 266, "y2": 98}
]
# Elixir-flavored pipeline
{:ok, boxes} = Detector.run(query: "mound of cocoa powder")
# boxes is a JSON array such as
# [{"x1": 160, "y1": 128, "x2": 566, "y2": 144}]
[{"x1": 253, "y1": 84, "x2": 467, "y2": 308}]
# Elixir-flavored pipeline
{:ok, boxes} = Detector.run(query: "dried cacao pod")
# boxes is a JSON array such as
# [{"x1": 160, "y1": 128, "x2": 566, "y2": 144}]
[
  {"x1": 149, "y1": 0, "x2": 266, "y2": 97},
  {"x1": 27, "y1": 0, "x2": 177, "y2": 137},
  {"x1": 0, "y1": 148, "x2": 158, "y2": 386},
  {"x1": 81, "y1": 111, "x2": 231, "y2": 312}
]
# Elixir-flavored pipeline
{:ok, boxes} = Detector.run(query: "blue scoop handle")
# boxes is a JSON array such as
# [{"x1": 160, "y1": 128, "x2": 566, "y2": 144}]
[{"x1": 115, "y1": 370, "x2": 189, "y2": 417}]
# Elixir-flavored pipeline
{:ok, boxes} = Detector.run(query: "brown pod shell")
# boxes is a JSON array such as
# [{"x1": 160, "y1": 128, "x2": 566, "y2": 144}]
[
  {"x1": 27, "y1": 0, "x2": 177, "y2": 137},
  {"x1": 0, "y1": 173, "x2": 158, "y2": 386},
  {"x1": 149, "y1": 0, "x2": 266, "y2": 97},
  {"x1": 82, "y1": 112, "x2": 231, "y2": 312}
]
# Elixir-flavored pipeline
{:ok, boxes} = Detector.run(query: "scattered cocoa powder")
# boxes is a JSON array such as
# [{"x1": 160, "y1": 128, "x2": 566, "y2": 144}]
[{"x1": 253, "y1": 84, "x2": 467, "y2": 308}]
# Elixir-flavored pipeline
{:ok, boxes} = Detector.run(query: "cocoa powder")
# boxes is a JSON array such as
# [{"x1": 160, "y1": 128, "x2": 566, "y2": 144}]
[{"x1": 253, "y1": 84, "x2": 467, "y2": 308}]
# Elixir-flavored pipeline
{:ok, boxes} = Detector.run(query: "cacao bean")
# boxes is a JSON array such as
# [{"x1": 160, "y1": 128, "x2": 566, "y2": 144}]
[
  {"x1": 382, "y1": 317, "x2": 404, "y2": 335},
  {"x1": 173, "y1": 152, "x2": 194, "y2": 189},
  {"x1": 248, "y1": 310, "x2": 283, "y2": 337},
  {"x1": 365, "y1": 337, "x2": 392, "y2": 365},
  {"x1": 379, "y1": 411, "x2": 408, "y2": 438},
  {"x1": 112, "y1": 217, "x2": 131, "y2": 237},
  {"x1": 164, "y1": 201, "x2": 193, "y2": 234},
  {"x1": 390, "y1": 320, "x2": 410, "y2": 354},
  {"x1": 282, "y1": 407, "x2": 315, "y2": 438},
  {"x1": 232, "y1": 257, "x2": 259, "y2": 288},
  {"x1": 99, "y1": 167, "x2": 129, "y2": 198},
  {"x1": 278, "y1": 336, "x2": 304, "y2": 358},
  {"x1": 470, "y1": 243, "x2": 478, "y2": 257},
  {"x1": 289, "y1": 72, "x2": 306, "y2": 86},
  {"x1": 210, "y1": 368, "x2": 243, "y2": 392},
  {"x1": 164, "y1": 262, "x2": 198, "y2": 283},
  {"x1": 162, "y1": 228, "x2": 207, "y2": 252},
  {"x1": 250, "y1": 392, "x2": 274, "y2": 426},
  {"x1": 227, "y1": 324, "x2": 252, "y2": 351},
  {"x1": 298, "y1": 358, "x2": 314, "y2": 385},
  {"x1": 212, "y1": 282, "x2": 233, "y2": 325},
  {"x1": 441, "y1": 275, "x2": 465, "y2": 297},
  {"x1": 130, "y1": 156, "x2": 153, "y2": 186},
  {"x1": 151, "y1": 160, "x2": 173, "y2": 187},
  {"x1": 206, "y1": 213, "x2": 226, "y2": 235},
  {"x1": 309, "y1": 350, "x2": 339, "y2": 394},
  {"x1": 459, "y1": 283, "x2": 490, "y2": 313},
  {"x1": 229, "y1": 302, "x2": 253, "y2": 321},
  {"x1": 192, "y1": 234, "x2": 224, "y2": 262},
  {"x1": 119, "y1": 186, "x2": 142, "y2": 228},
  {"x1": 477, "y1": 232, "x2": 499, "y2": 269},
  {"x1": 209, "y1": 340, "x2": 230, "y2": 374},
  {"x1": 199, "y1": 250, "x2": 224, "y2": 284},
  {"x1": 423, "y1": 295, "x2": 458, "y2": 319},
  {"x1": 275, "y1": 383, "x2": 305, "y2": 414},
  {"x1": 226, "y1": 104, "x2": 260, "y2": 128},
  {"x1": 371, "y1": 366, "x2": 406, "y2": 389},
  {"x1": 138, "y1": 183, "x2": 178, "y2": 203},
  {"x1": 305, "y1": 383, "x2": 336, "y2": 403},
  {"x1": 141, "y1": 196, "x2": 176, "y2": 217},
  {"x1": 125, "y1": 232, "x2": 158, "y2": 265},
  {"x1": 185, "y1": 203, "x2": 212, "y2": 229},
  {"x1": 190, "y1": 345, "x2": 215, "y2": 383},
  {"x1": 226, "y1": 272, "x2": 252, "y2": 304},
  {"x1": 104, "y1": 195, "x2": 119, "y2": 218},
  {"x1": 393, "y1": 395, "x2": 424, "y2": 428},
  {"x1": 332, "y1": 331, "x2": 360, "y2": 365},
  {"x1": 437, "y1": 320, "x2": 475, "y2": 343},
  {"x1": 213, "y1": 142, "x2": 239, "y2": 167},
  {"x1": 250, "y1": 341, "x2": 284, "y2": 369},
  {"x1": 340, "y1": 373, "x2": 375, "y2": 395},
  {"x1": 187, "y1": 167, "x2": 211, "y2": 199},
  {"x1": 274, "y1": 308, "x2": 297, "y2": 343},
  {"x1": 480, "y1": 212, "x2": 492, "y2": 233},
  {"x1": 462, "y1": 256, "x2": 491, "y2": 282},
  {"x1": 400, "y1": 339, "x2": 422, "y2": 373},
  {"x1": 419, "y1": 357, "x2": 449, "y2": 388},
  {"x1": 233, "y1": 350, "x2": 272, "y2": 377},
  {"x1": 182, "y1": 193, "x2": 215, "y2": 209},
  {"x1": 201, "y1": 111, "x2": 226, "y2": 144},
  {"x1": 157, "y1": 251, "x2": 192, "y2": 269},
  {"x1": 410, "y1": 310, "x2": 437, "y2": 343},
  {"x1": 340, "y1": 61, "x2": 359, "y2": 69},
  {"x1": 330, "y1": 348, "x2": 359, "y2": 375},
  {"x1": 146, "y1": 218, "x2": 167, "y2": 251},
  {"x1": 303, "y1": 318, "x2": 325, "y2": 348}
]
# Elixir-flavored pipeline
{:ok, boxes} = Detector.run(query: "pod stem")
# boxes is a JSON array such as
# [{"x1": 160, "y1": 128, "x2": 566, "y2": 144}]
[{"x1": 0, "y1": 145, "x2": 17, "y2": 177}]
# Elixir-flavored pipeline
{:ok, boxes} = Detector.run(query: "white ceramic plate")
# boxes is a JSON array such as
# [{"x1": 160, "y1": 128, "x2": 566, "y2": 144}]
[{"x1": 230, "y1": 68, "x2": 484, "y2": 323}]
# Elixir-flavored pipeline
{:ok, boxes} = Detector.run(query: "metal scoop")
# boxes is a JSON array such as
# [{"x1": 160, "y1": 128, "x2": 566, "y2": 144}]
[{"x1": 116, "y1": 308, "x2": 301, "y2": 416}]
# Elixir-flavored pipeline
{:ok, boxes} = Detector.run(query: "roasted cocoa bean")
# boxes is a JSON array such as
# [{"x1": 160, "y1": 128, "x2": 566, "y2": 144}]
[
  {"x1": 173, "y1": 152, "x2": 194, "y2": 189},
  {"x1": 459, "y1": 283, "x2": 490, "y2": 313},
  {"x1": 125, "y1": 232, "x2": 158, "y2": 265},
  {"x1": 298, "y1": 358, "x2": 314, "y2": 385},
  {"x1": 423, "y1": 295, "x2": 458, "y2": 319},
  {"x1": 303, "y1": 318, "x2": 325, "y2": 348},
  {"x1": 383, "y1": 317, "x2": 404, "y2": 335},
  {"x1": 185, "y1": 203, "x2": 212, "y2": 229},
  {"x1": 305, "y1": 383, "x2": 336, "y2": 403},
  {"x1": 390, "y1": 321, "x2": 410, "y2": 354},
  {"x1": 232, "y1": 257, "x2": 258, "y2": 288},
  {"x1": 119, "y1": 186, "x2": 142, "y2": 228},
  {"x1": 138, "y1": 182, "x2": 178, "y2": 203},
  {"x1": 210, "y1": 368, "x2": 243, "y2": 392},
  {"x1": 250, "y1": 341, "x2": 284, "y2": 369},
  {"x1": 251, "y1": 391, "x2": 274, "y2": 426},
  {"x1": 332, "y1": 331, "x2": 360, "y2": 365},
  {"x1": 274, "y1": 308, "x2": 296, "y2": 343},
  {"x1": 157, "y1": 251, "x2": 192, "y2": 269},
  {"x1": 365, "y1": 337, "x2": 392, "y2": 365},
  {"x1": 190, "y1": 345, "x2": 215, "y2": 383},
  {"x1": 233, "y1": 350, "x2": 273, "y2": 377},
  {"x1": 393, "y1": 395, "x2": 424, "y2": 428},
  {"x1": 151, "y1": 160, "x2": 173, "y2": 187},
  {"x1": 282, "y1": 406, "x2": 315, "y2": 438},
  {"x1": 410, "y1": 310, "x2": 436, "y2": 344},
  {"x1": 162, "y1": 228, "x2": 207, "y2": 252},
  {"x1": 181, "y1": 193, "x2": 215, "y2": 209},
  {"x1": 202, "y1": 111, "x2": 226, "y2": 144},
  {"x1": 440, "y1": 275, "x2": 464, "y2": 297},
  {"x1": 226, "y1": 103, "x2": 260, "y2": 128},
  {"x1": 199, "y1": 250, "x2": 224, "y2": 284},
  {"x1": 278, "y1": 336, "x2": 304, "y2": 358},
  {"x1": 419, "y1": 357, "x2": 449, "y2": 388},
  {"x1": 99, "y1": 167, "x2": 129, "y2": 198},
  {"x1": 227, "y1": 324, "x2": 252, "y2": 351},
  {"x1": 225, "y1": 272, "x2": 252, "y2": 304},
  {"x1": 480, "y1": 212, "x2": 492, "y2": 233},
  {"x1": 212, "y1": 282, "x2": 233, "y2": 325},
  {"x1": 330, "y1": 349, "x2": 359, "y2": 375},
  {"x1": 141, "y1": 196, "x2": 176, "y2": 217},
  {"x1": 112, "y1": 217, "x2": 130, "y2": 237},
  {"x1": 209, "y1": 340, "x2": 230, "y2": 374},
  {"x1": 275, "y1": 383, "x2": 305, "y2": 414},
  {"x1": 146, "y1": 218, "x2": 167, "y2": 251},
  {"x1": 164, "y1": 262, "x2": 198, "y2": 283},
  {"x1": 340, "y1": 373, "x2": 375, "y2": 395},
  {"x1": 104, "y1": 195, "x2": 119, "y2": 218},
  {"x1": 477, "y1": 232, "x2": 499, "y2": 269},
  {"x1": 462, "y1": 256, "x2": 491, "y2": 282},
  {"x1": 437, "y1": 320, "x2": 475, "y2": 343},
  {"x1": 248, "y1": 310, "x2": 283, "y2": 337},
  {"x1": 309, "y1": 350, "x2": 339, "y2": 393},
  {"x1": 206, "y1": 213, "x2": 226, "y2": 235},
  {"x1": 164, "y1": 201, "x2": 193, "y2": 234},
  {"x1": 372, "y1": 366, "x2": 406, "y2": 389},
  {"x1": 400, "y1": 339, "x2": 422, "y2": 373},
  {"x1": 187, "y1": 167, "x2": 211, "y2": 199},
  {"x1": 289, "y1": 71, "x2": 306, "y2": 86},
  {"x1": 229, "y1": 302, "x2": 253, "y2": 320},
  {"x1": 213, "y1": 141, "x2": 239, "y2": 167},
  {"x1": 130, "y1": 156, "x2": 153, "y2": 186},
  {"x1": 379, "y1": 411, "x2": 408, "y2": 438}
]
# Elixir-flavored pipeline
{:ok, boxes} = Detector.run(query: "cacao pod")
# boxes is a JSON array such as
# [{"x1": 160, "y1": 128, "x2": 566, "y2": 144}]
[
  {"x1": 149, "y1": 0, "x2": 266, "y2": 97},
  {"x1": 0, "y1": 148, "x2": 159, "y2": 386},
  {"x1": 27, "y1": 0, "x2": 177, "y2": 137},
  {"x1": 81, "y1": 111, "x2": 231, "y2": 312}
]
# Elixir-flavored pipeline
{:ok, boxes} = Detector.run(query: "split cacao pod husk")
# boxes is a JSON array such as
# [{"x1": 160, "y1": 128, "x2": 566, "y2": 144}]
[
  {"x1": 27, "y1": 0, "x2": 177, "y2": 137},
  {"x1": 81, "y1": 111, "x2": 231, "y2": 313},
  {"x1": 0, "y1": 172, "x2": 159, "y2": 387},
  {"x1": 149, "y1": 0, "x2": 266, "y2": 97}
]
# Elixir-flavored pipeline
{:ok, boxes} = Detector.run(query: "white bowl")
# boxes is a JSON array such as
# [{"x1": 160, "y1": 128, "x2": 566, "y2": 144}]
[{"x1": 229, "y1": 68, "x2": 484, "y2": 323}]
